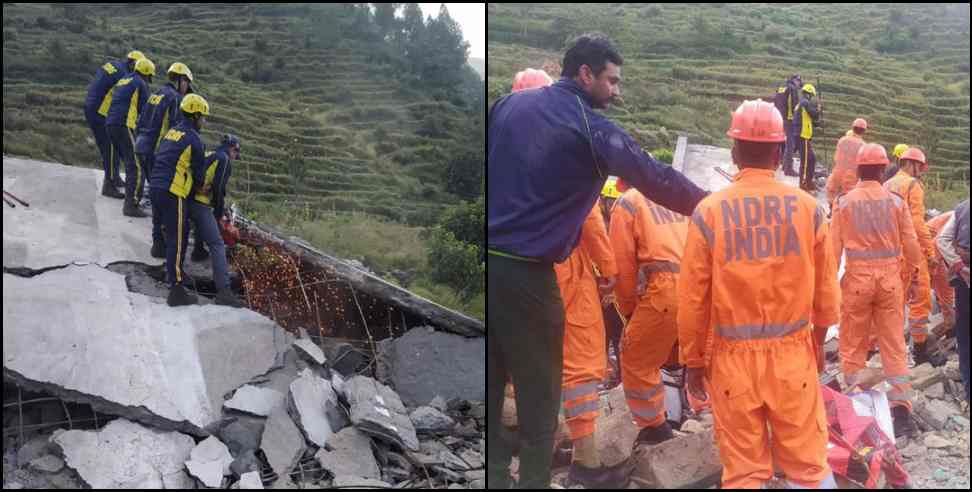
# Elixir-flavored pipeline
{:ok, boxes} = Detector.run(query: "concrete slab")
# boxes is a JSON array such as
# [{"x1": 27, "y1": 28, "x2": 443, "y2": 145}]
[
  {"x1": 346, "y1": 376, "x2": 420, "y2": 451},
  {"x1": 293, "y1": 339, "x2": 327, "y2": 366},
  {"x1": 313, "y1": 427, "x2": 380, "y2": 479},
  {"x1": 261, "y1": 403, "x2": 304, "y2": 477},
  {"x1": 225, "y1": 385, "x2": 285, "y2": 417},
  {"x1": 376, "y1": 326, "x2": 485, "y2": 407},
  {"x1": 410, "y1": 406, "x2": 456, "y2": 434},
  {"x1": 239, "y1": 471, "x2": 265, "y2": 489},
  {"x1": 332, "y1": 476, "x2": 393, "y2": 488},
  {"x1": 289, "y1": 368, "x2": 346, "y2": 448},
  {"x1": 51, "y1": 419, "x2": 195, "y2": 489},
  {"x1": 185, "y1": 436, "x2": 233, "y2": 488},
  {"x1": 3, "y1": 264, "x2": 287, "y2": 437},
  {"x1": 2, "y1": 157, "x2": 156, "y2": 270}
]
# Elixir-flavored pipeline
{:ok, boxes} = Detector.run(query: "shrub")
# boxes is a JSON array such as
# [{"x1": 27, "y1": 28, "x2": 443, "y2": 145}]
[{"x1": 35, "y1": 16, "x2": 53, "y2": 30}]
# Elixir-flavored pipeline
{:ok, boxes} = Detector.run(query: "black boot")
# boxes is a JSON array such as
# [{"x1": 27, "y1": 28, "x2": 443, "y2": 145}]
[
  {"x1": 101, "y1": 179, "x2": 124, "y2": 199},
  {"x1": 191, "y1": 244, "x2": 209, "y2": 262},
  {"x1": 634, "y1": 421, "x2": 674, "y2": 446},
  {"x1": 167, "y1": 284, "x2": 197, "y2": 307},
  {"x1": 123, "y1": 197, "x2": 147, "y2": 218},
  {"x1": 891, "y1": 405, "x2": 917, "y2": 438},
  {"x1": 913, "y1": 341, "x2": 947, "y2": 367},
  {"x1": 112, "y1": 175, "x2": 126, "y2": 189},
  {"x1": 150, "y1": 239, "x2": 166, "y2": 259},
  {"x1": 566, "y1": 461, "x2": 631, "y2": 489},
  {"x1": 215, "y1": 288, "x2": 245, "y2": 308}
]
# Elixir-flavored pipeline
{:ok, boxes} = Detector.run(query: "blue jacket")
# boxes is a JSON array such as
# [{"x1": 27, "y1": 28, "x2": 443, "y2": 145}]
[
  {"x1": 85, "y1": 60, "x2": 129, "y2": 114},
  {"x1": 105, "y1": 73, "x2": 150, "y2": 129},
  {"x1": 135, "y1": 83, "x2": 184, "y2": 154},
  {"x1": 488, "y1": 78, "x2": 708, "y2": 263},
  {"x1": 193, "y1": 145, "x2": 233, "y2": 219},
  {"x1": 150, "y1": 119, "x2": 207, "y2": 199}
]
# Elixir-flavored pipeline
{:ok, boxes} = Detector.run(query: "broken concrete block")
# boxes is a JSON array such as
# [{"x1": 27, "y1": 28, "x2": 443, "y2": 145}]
[
  {"x1": 213, "y1": 415, "x2": 266, "y2": 457},
  {"x1": 331, "y1": 372, "x2": 347, "y2": 399},
  {"x1": 332, "y1": 475, "x2": 393, "y2": 488},
  {"x1": 261, "y1": 404, "x2": 304, "y2": 477},
  {"x1": 430, "y1": 395, "x2": 448, "y2": 412},
  {"x1": 327, "y1": 342, "x2": 370, "y2": 377},
  {"x1": 917, "y1": 399, "x2": 957, "y2": 430},
  {"x1": 926, "y1": 382, "x2": 946, "y2": 399},
  {"x1": 52, "y1": 419, "x2": 195, "y2": 489},
  {"x1": 631, "y1": 429, "x2": 722, "y2": 489},
  {"x1": 289, "y1": 368, "x2": 349, "y2": 448},
  {"x1": 680, "y1": 419, "x2": 705, "y2": 434},
  {"x1": 293, "y1": 339, "x2": 327, "y2": 366},
  {"x1": 28, "y1": 455, "x2": 65, "y2": 474},
  {"x1": 345, "y1": 375, "x2": 419, "y2": 451},
  {"x1": 225, "y1": 385, "x2": 285, "y2": 417},
  {"x1": 231, "y1": 449, "x2": 262, "y2": 477},
  {"x1": 410, "y1": 406, "x2": 456, "y2": 434},
  {"x1": 375, "y1": 326, "x2": 485, "y2": 407},
  {"x1": 912, "y1": 363, "x2": 945, "y2": 391},
  {"x1": 460, "y1": 449, "x2": 483, "y2": 469},
  {"x1": 593, "y1": 404, "x2": 641, "y2": 467},
  {"x1": 238, "y1": 471, "x2": 264, "y2": 489},
  {"x1": 16, "y1": 434, "x2": 54, "y2": 467},
  {"x1": 185, "y1": 435, "x2": 233, "y2": 488},
  {"x1": 945, "y1": 360, "x2": 962, "y2": 381},
  {"x1": 3, "y1": 265, "x2": 286, "y2": 437},
  {"x1": 313, "y1": 427, "x2": 380, "y2": 479},
  {"x1": 923, "y1": 434, "x2": 952, "y2": 449}
]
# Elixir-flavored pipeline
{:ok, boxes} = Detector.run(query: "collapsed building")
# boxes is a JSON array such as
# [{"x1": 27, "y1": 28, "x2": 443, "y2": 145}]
[{"x1": 2, "y1": 156, "x2": 485, "y2": 489}]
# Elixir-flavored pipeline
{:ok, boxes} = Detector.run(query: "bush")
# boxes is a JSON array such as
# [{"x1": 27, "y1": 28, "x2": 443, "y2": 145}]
[
  {"x1": 254, "y1": 38, "x2": 268, "y2": 52},
  {"x1": 650, "y1": 148, "x2": 674, "y2": 165},
  {"x1": 35, "y1": 16, "x2": 53, "y2": 30},
  {"x1": 767, "y1": 45, "x2": 785, "y2": 56},
  {"x1": 25, "y1": 91, "x2": 51, "y2": 106},
  {"x1": 424, "y1": 227, "x2": 483, "y2": 302},
  {"x1": 764, "y1": 26, "x2": 783, "y2": 43}
]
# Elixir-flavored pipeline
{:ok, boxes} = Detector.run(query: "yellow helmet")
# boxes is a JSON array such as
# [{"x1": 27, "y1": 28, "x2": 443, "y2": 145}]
[
  {"x1": 134, "y1": 58, "x2": 156, "y2": 76},
  {"x1": 801, "y1": 83, "x2": 816, "y2": 96},
  {"x1": 127, "y1": 50, "x2": 145, "y2": 61},
  {"x1": 167, "y1": 62, "x2": 194, "y2": 82},
  {"x1": 180, "y1": 93, "x2": 210, "y2": 116},
  {"x1": 892, "y1": 143, "x2": 910, "y2": 159},
  {"x1": 601, "y1": 176, "x2": 621, "y2": 199}
]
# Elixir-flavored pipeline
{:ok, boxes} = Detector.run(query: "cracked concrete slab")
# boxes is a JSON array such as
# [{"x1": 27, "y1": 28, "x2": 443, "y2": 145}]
[
  {"x1": 185, "y1": 436, "x2": 233, "y2": 488},
  {"x1": 292, "y1": 339, "x2": 327, "y2": 366},
  {"x1": 289, "y1": 369, "x2": 348, "y2": 448},
  {"x1": 313, "y1": 427, "x2": 380, "y2": 480},
  {"x1": 260, "y1": 402, "x2": 304, "y2": 478},
  {"x1": 2, "y1": 157, "x2": 157, "y2": 269},
  {"x1": 3, "y1": 264, "x2": 289, "y2": 437},
  {"x1": 51, "y1": 419, "x2": 195, "y2": 489},
  {"x1": 345, "y1": 376, "x2": 419, "y2": 451},
  {"x1": 224, "y1": 385, "x2": 285, "y2": 417}
]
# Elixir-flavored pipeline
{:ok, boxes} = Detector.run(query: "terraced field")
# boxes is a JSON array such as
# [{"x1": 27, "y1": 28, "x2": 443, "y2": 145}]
[{"x1": 488, "y1": 3, "x2": 969, "y2": 208}]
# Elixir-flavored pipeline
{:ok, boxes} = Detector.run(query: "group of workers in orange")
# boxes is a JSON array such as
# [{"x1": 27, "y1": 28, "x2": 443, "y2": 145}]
[{"x1": 500, "y1": 61, "x2": 963, "y2": 489}]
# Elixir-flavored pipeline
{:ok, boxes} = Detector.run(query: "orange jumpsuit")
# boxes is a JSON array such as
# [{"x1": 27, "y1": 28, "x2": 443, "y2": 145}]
[
  {"x1": 825, "y1": 132, "x2": 865, "y2": 205},
  {"x1": 831, "y1": 181, "x2": 922, "y2": 411},
  {"x1": 554, "y1": 202, "x2": 618, "y2": 440},
  {"x1": 884, "y1": 170, "x2": 934, "y2": 343},
  {"x1": 678, "y1": 168, "x2": 840, "y2": 489},
  {"x1": 608, "y1": 189, "x2": 687, "y2": 429},
  {"x1": 927, "y1": 211, "x2": 956, "y2": 324}
]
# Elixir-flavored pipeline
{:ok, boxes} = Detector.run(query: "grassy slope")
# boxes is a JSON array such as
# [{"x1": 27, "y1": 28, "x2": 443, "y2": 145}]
[
  {"x1": 488, "y1": 3, "x2": 970, "y2": 211},
  {"x1": 2, "y1": 3, "x2": 483, "y2": 319}
]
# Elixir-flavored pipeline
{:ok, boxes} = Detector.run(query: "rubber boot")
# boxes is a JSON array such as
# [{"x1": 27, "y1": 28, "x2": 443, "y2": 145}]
[
  {"x1": 150, "y1": 239, "x2": 166, "y2": 259},
  {"x1": 634, "y1": 421, "x2": 674, "y2": 446},
  {"x1": 167, "y1": 284, "x2": 197, "y2": 307},
  {"x1": 191, "y1": 243, "x2": 209, "y2": 262},
  {"x1": 891, "y1": 405, "x2": 917, "y2": 438},
  {"x1": 215, "y1": 288, "x2": 245, "y2": 308},
  {"x1": 101, "y1": 178, "x2": 124, "y2": 199},
  {"x1": 123, "y1": 196, "x2": 147, "y2": 218},
  {"x1": 112, "y1": 174, "x2": 126, "y2": 189}
]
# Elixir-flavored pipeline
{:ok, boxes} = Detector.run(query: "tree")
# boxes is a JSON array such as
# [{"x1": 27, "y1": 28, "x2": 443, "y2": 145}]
[
  {"x1": 444, "y1": 148, "x2": 484, "y2": 200},
  {"x1": 418, "y1": 5, "x2": 469, "y2": 89},
  {"x1": 373, "y1": 3, "x2": 399, "y2": 40},
  {"x1": 425, "y1": 194, "x2": 484, "y2": 301}
]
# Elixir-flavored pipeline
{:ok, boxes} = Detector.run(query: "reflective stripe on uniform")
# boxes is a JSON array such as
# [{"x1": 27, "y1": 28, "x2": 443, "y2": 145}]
[
  {"x1": 617, "y1": 197, "x2": 636, "y2": 215},
  {"x1": 562, "y1": 381, "x2": 600, "y2": 403},
  {"x1": 629, "y1": 406, "x2": 662, "y2": 420},
  {"x1": 845, "y1": 248, "x2": 901, "y2": 260},
  {"x1": 176, "y1": 197, "x2": 184, "y2": 283},
  {"x1": 563, "y1": 399, "x2": 599, "y2": 419},
  {"x1": 641, "y1": 260, "x2": 680, "y2": 274},
  {"x1": 625, "y1": 384, "x2": 663, "y2": 401},
  {"x1": 716, "y1": 319, "x2": 808, "y2": 341}
]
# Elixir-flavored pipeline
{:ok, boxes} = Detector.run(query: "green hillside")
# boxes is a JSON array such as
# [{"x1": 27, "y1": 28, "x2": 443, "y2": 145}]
[
  {"x1": 3, "y1": 3, "x2": 484, "y2": 319},
  {"x1": 488, "y1": 3, "x2": 970, "y2": 210}
]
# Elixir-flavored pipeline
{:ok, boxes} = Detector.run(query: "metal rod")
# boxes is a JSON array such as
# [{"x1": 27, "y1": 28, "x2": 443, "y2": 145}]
[
  {"x1": 3, "y1": 190, "x2": 29, "y2": 207},
  {"x1": 348, "y1": 283, "x2": 377, "y2": 359},
  {"x1": 291, "y1": 255, "x2": 313, "y2": 313}
]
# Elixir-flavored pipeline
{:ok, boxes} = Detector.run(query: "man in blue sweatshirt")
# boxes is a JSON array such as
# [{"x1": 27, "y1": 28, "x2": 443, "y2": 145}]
[{"x1": 487, "y1": 32, "x2": 708, "y2": 489}]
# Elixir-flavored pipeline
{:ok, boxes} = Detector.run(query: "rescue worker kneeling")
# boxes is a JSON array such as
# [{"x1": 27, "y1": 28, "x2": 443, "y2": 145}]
[
  {"x1": 678, "y1": 100, "x2": 840, "y2": 489},
  {"x1": 149, "y1": 94, "x2": 211, "y2": 307},
  {"x1": 831, "y1": 143, "x2": 923, "y2": 438},
  {"x1": 608, "y1": 182, "x2": 687, "y2": 446}
]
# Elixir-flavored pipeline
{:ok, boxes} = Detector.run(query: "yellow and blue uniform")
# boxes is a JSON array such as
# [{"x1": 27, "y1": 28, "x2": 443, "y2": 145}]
[
  {"x1": 149, "y1": 119, "x2": 207, "y2": 287},
  {"x1": 105, "y1": 72, "x2": 151, "y2": 201},
  {"x1": 84, "y1": 60, "x2": 129, "y2": 181}
]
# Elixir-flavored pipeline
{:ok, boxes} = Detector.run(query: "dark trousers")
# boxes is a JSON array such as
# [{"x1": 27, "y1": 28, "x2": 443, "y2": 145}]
[
  {"x1": 797, "y1": 137, "x2": 817, "y2": 191},
  {"x1": 487, "y1": 254, "x2": 565, "y2": 489},
  {"x1": 151, "y1": 187, "x2": 190, "y2": 287},
  {"x1": 603, "y1": 304, "x2": 624, "y2": 382},
  {"x1": 953, "y1": 278, "x2": 970, "y2": 402},
  {"x1": 85, "y1": 107, "x2": 119, "y2": 180},
  {"x1": 782, "y1": 122, "x2": 798, "y2": 169},
  {"x1": 107, "y1": 125, "x2": 145, "y2": 201},
  {"x1": 139, "y1": 152, "x2": 164, "y2": 243}
]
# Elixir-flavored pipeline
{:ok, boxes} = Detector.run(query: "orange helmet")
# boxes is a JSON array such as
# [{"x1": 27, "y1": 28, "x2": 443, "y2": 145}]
[
  {"x1": 852, "y1": 118, "x2": 867, "y2": 130},
  {"x1": 726, "y1": 99, "x2": 786, "y2": 143},
  {"x1": 855, "y1": 143, "x2": 890, "y2": 166},
  {"x1": 512, "y1": 68, "x2": 553, "y2": 92},
  {"x1": 900, "y1": 147, "x2": 928, "y2": 172}
]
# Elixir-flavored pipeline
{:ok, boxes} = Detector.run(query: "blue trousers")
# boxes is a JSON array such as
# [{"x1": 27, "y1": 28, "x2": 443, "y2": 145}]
[
  {"x1": 188, "y1": 201, "x2": 229, "y2": 291},
  {"x1": 84, "y1": 106, "x2": 119, "y2": 180},
  {"x1": 953, "y1": 278, "x2": 970, "y2": 403},
  {"x1": 107, "y1": 125, "x2": 144, "y2": 200},
  {"x1": 151, "y1": 187, "x2": 190, "y2": 287}
]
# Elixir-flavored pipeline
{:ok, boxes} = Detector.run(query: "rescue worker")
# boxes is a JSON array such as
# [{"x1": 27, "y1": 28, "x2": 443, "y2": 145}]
[
  {"x1": 106, "y1": 57, "x2": 155, "y2": 218},
  {"x1": 85, "y1": 50, "x2": 144, "y2": 198},
  {"x1": 135, "y1": 62, "x2": 195, "y2": 258},
  {"x1": 881, "y1": 143, "x2": 910, "y2": 184},
  {"x1": 884, "y1": 147, "x2": 945, "y2": 366},
  {"x1": 793, "y1": 83, "x2": 821, "y2": 192},
  {"x1": 826, "y1": 118, "x2": 868, "y2": 207},
  {"x1": 936, "y1": 199, "x2": 970, "y2": 402},
  {"x1": 555, "y1": 203, "x2": 624, "y2": 488},
  {"x1": 928, "y1": 210, "x2": 956, "y2": 336},
  {"x1": 598, "y1": 176, "x2": 627, "y2": 389},
  {"x1": 149, "y1": 94, "x2": 210, "y2": 307},
  {"x1": 830, "y1": 143, "x2": 923, "y2": 438},
  {"x1": 487, "y1": 33, "x2": 708, "y2": 489},
  {"x1": 775, "y1": 74, "x2": 802, "y2": 173},
  {"x1": 679, "y1": 99, "x2": 840, "y2": 488},
  {"x1": 609, "y1": 184, "x2": 687, "y2": 445},
  {"x1": 187, "y1": 134, "x2": 245, "y2": 307}
]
